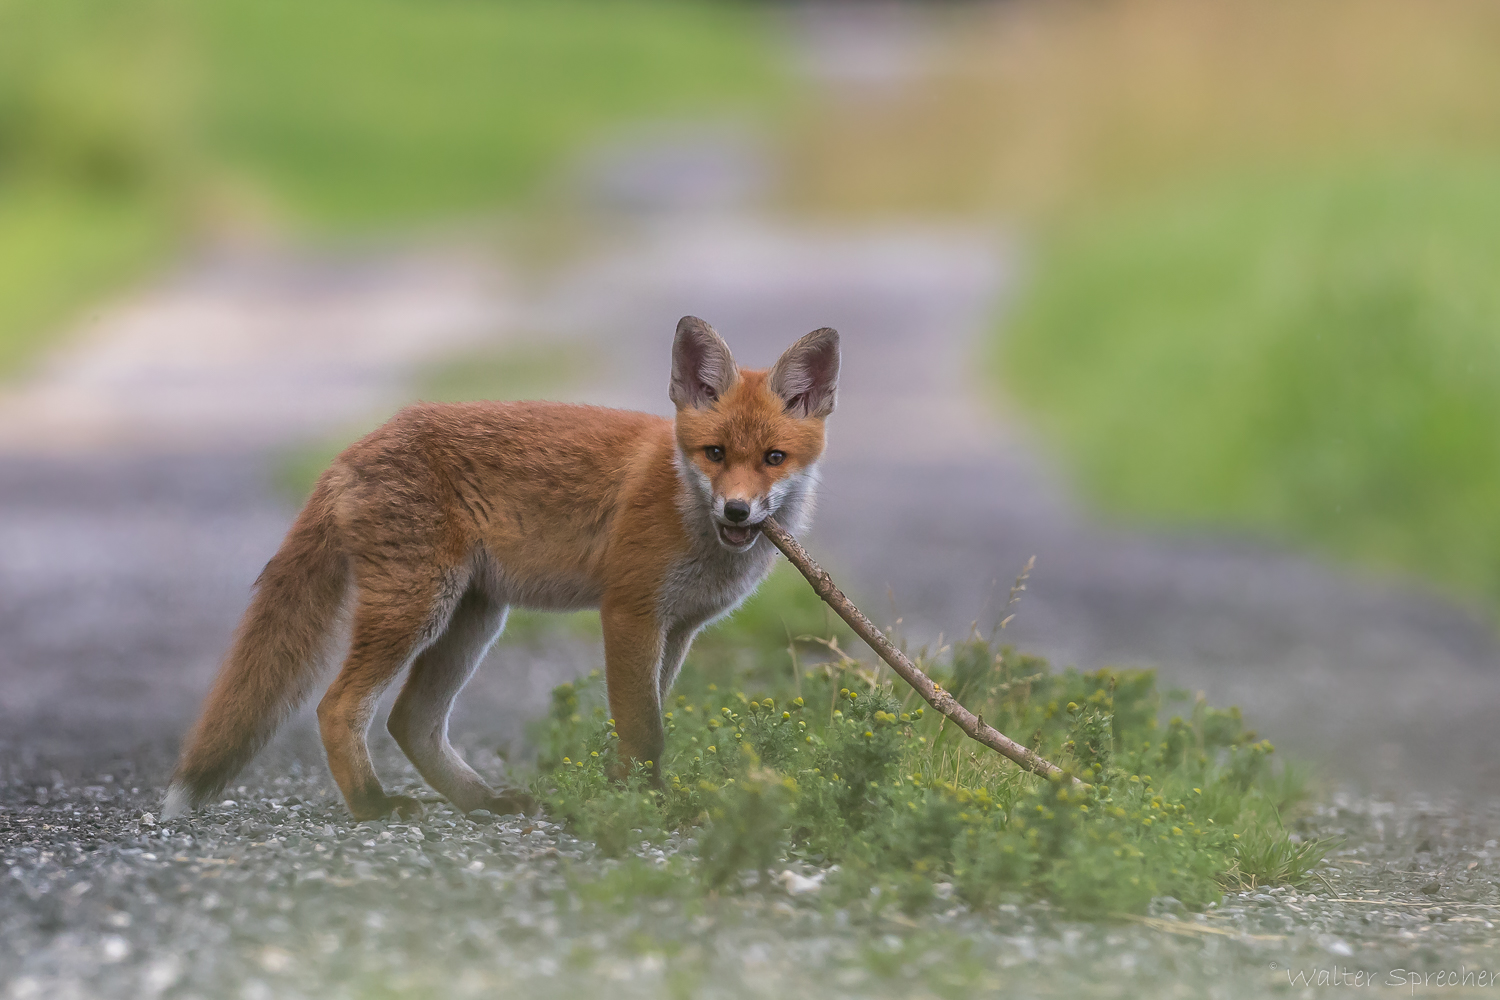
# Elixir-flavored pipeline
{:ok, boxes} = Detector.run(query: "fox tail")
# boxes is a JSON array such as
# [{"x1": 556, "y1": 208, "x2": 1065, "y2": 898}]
[{"x1": 162, "y1": 477, "x2": 348, "y2": 818}]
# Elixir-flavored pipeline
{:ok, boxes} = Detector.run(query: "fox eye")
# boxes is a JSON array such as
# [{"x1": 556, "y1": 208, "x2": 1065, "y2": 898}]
[
  {"x1": 764, "y1": 450, "x2": 785, "y2": 466},
  {"x1": 704, "y1": 445, "x2": 725, "y2": 463}
]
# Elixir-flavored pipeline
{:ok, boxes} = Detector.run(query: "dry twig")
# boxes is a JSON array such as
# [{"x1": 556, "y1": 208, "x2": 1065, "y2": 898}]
[{"x1": 760, "y1": 517, "x2": 1069, "y2": 782}]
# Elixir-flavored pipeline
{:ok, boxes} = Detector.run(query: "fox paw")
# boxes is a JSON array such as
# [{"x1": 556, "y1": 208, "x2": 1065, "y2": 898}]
[
  {"x1": 471, "y1": 789, "x2": 534, "y2": 817},
  {"x1": 351, "y1": 793, "x2": 424, "y2": 822},
  {"x1": 384, "y1": 794, "x2": 425, "y2": 819}
]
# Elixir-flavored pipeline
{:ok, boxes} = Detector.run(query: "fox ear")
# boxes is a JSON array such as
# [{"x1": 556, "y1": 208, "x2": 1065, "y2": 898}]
[
  {"x1": 769, "y1": 327, "x2": 839, "y2": 419},
  {"x1": 670, "y1": 316, "x2": 739, "y2": 410}
]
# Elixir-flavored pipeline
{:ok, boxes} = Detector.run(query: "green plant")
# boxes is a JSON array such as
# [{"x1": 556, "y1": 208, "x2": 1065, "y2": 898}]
[
  {"x1": 536, "y1": 612, "x2": 1332, "y2": 917},
  {"x1": 1225, "y1": 807, "x2": 1338, "y2": 890}
]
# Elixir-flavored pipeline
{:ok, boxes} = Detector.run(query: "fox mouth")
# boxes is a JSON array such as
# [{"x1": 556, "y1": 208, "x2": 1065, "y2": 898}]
[{"x1": 717, "y1": 523, "x2": 759, "y2": 548}]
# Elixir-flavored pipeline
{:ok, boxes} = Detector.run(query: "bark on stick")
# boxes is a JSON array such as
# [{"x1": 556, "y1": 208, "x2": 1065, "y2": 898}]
[{"x1": 760, "y1": 516, "x2": 1069, "y2": 781}]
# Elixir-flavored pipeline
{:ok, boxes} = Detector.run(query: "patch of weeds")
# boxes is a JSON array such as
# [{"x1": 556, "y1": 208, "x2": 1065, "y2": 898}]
[
  {"x1": 534, "y1": 676, "x2": 665, "y2": 857},
  {"x1": 1224, "y1": 807, "x2": 1338, "y2": 890},
  {"x1": 696, "y1": 761, "x2": 795, "y2": 888},
  {"x1": 535, "y1": 624, "x2": 1332, "y2": 918}
]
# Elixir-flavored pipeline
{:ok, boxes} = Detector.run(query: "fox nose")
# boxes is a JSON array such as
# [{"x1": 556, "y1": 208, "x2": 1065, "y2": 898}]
[{"x1": 723, "y1": 500, "x2": 751, "y2": 523}]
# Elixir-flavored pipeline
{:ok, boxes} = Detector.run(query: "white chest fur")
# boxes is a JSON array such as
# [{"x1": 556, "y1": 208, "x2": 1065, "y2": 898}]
[{"x1": 659, "y1": 460, "x2": 819, "y2": 630}]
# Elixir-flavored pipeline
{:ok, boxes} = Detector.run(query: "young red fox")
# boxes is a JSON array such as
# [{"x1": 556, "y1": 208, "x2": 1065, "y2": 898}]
[{"x1": 163, "y1": 317, "x2": 839, "y2": 820}]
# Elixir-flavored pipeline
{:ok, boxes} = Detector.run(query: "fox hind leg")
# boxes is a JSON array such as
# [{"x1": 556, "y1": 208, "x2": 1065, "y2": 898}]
[
  {"x1": 317, "y1": 568, "x2": 464, "y2": 820},
  {"x1": 387, "y1": 587, "x2": 532, "y2": 815}
]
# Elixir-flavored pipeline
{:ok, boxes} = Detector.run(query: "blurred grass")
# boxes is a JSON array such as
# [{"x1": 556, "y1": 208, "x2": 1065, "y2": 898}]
[
  {"x1": 784, "y1": 0, "x2": 1500, "y2": 611},
  {"x1": 0, "y1": 0, "x2": 188, "y2": 375},
  {"x1": 998, "y1": 158, "x2": 1500, "y2": 605},
  {"x1": 0, "y1": 186, "x2": 169, "y2": 373},
  {"x1": 199, "y1": 0, "x2": 782, "y2": 229},
  {"x1": 0, "y1": 0, "x2": 782, "y2": 376}
]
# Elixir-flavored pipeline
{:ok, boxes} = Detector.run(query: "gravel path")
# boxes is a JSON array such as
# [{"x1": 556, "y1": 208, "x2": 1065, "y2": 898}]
[{"x1": 3, "y1": 769, "x2": 1497, "y2": 999}]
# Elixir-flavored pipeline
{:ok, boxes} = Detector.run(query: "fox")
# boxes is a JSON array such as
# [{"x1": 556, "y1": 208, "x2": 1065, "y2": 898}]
[{"x1": 162, "y1": 317, "x2": 839, "y2": 821}]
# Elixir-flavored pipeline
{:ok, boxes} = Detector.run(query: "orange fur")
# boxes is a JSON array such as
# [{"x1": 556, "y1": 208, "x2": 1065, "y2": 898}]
[{"x1": 164, "y1": 319, "x2": 839, "y2": 820}]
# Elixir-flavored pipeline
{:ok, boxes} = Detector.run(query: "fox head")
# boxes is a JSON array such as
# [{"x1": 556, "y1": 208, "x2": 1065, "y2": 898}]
[{"x1": 670, "y1": 315, "x2": 839, "y2": 552}]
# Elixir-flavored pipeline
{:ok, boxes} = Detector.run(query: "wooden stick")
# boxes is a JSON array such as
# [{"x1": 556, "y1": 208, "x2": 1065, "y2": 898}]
[{"x1": 759, "y1": 517, "x2": 1069, "y2": 781}]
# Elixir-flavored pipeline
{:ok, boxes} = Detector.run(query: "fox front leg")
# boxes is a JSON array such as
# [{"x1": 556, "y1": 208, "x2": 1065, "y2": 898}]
[
  {"x1": 599, "y1": 598, "x2": 667, "y2": 783},
  {"x1": 657, "y1": 622, "x2": 699, "y2": 707}
]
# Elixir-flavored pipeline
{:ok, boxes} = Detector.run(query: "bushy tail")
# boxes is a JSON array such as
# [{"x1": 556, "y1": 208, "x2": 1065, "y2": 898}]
[{"x1": 163, "y1": 478, "x2": 348, "y2": 818}]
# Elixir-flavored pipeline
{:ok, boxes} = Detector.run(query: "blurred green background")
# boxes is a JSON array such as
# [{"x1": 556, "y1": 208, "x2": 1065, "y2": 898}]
[
  {"x1": 8, "y1": 0, "x2": 1500, "y2": 616},
  {"x1": 0, "y1": 0, "x2": 778, "y2": 372}
]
